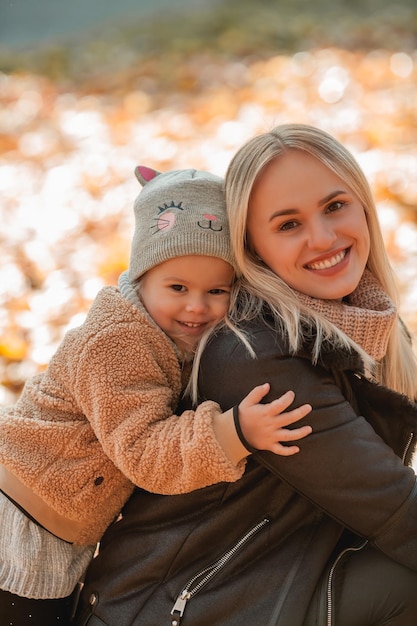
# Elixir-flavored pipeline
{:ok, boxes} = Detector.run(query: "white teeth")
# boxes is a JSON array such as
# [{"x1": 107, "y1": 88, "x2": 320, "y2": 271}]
[
  {"x1": 307, "y1": 250, "x2": 346, "y2": 270},
  {"x1": 182, "y1": 322, "x2": 202, "y2": 328}
]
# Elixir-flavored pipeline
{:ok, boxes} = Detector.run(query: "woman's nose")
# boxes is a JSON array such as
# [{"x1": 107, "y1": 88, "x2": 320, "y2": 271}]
[{"x1": 307, "y1": 219, "x2": 337, "y2": 250}]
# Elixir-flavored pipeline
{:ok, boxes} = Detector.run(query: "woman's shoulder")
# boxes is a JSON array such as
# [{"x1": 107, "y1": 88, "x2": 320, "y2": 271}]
[
  {"x1": 206, "y1": 314, "x2": 363, "y2": 374},
  {"x1": 209, "y1": 315, "x2": 289, "y2": 359}
]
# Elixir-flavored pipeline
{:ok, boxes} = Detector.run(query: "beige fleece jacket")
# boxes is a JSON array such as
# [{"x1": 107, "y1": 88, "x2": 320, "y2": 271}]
[{"x1": 0, "y1": 287, "x2": 245, "y2": 545}]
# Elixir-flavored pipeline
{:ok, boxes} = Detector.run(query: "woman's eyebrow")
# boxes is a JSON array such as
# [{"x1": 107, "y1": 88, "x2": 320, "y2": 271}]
[
  {"x1": 268, "y1": 207, "x2": 299, "y2": 222},
  {"x1": 318, "y1": 190, "x2": 347, "y2": 205},
  {"x1": 268, "y1": 189, "x2": 348, "y2": 222}
]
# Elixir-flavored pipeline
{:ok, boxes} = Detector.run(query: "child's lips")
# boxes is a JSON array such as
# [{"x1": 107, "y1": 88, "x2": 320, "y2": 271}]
[
  {"x1": 179, "y1": 321, "x2": 206, "y2": 328},
  {"x1": 177, "y1": 320, "x2": 209, "y2": 335}
]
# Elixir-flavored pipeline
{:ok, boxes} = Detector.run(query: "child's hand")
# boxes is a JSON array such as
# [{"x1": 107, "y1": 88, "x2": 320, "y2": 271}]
[{"x1": 238, "y1": 383, "x2": 312, "y2": 456}]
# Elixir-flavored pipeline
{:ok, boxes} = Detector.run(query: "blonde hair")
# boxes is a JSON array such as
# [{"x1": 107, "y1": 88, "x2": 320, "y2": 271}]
[
  {"x1": 186, "y1": 283, "x2": 255, "y2": 404},
  {"x1": 222, "y1": 123, "x2": 417, "y2": 400}
]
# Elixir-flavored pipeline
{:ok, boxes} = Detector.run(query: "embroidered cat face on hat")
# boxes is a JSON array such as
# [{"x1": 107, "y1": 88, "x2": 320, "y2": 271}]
[{"x1": 128, "y1": 166, "x2": 236, "y2": 283}]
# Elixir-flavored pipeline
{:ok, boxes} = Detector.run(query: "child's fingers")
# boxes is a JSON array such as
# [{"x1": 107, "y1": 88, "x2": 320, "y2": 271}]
[
  {"x1": 265, "y1": 426, "x2": 312, "y2": 455},
  {"x1": 277, "y1": 425, "x2": 312, "y2": 441},
  {"x1": 270, "y1": 444, "x2": 301, "y2": 456},
  {"x1": 271, "y1": 403, "x2": 312, "y2": 427},
  {"x1": 264, "y1": 389, "x2": 296, "y2": 413},
  {"x1": 240, "y1": 382, "x2": 271, "y2": 407}
]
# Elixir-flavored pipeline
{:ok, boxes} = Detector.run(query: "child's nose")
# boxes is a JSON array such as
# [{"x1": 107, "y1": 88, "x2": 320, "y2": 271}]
[{"x1": 185, "y1": 296, "x2": 207, "y2": 313}]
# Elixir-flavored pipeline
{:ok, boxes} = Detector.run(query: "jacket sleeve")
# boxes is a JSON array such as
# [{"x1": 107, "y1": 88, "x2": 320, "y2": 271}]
[
  {"x1": 198, "y1": 324, "x2": 417, "y2": 572},
  {"x1": 73, "y1": 320, "x2": 245, "y2": 495}
]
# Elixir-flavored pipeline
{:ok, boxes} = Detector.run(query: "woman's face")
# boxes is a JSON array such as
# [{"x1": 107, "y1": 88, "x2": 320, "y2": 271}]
[{"x1": 247, "y1": 150, "x2": 370, "y2": 300}]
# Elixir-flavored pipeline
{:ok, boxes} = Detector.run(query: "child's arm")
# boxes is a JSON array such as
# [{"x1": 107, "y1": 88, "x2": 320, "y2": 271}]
[
  {"x1": 74, "y1": 317, "x2": 311, "y2": 495},
  {"x1": 212, "y1": 383, "x2": 312, "y2": 466}
]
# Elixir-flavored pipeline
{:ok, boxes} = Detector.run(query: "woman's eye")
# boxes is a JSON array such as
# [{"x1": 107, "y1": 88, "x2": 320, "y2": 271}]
[
  {"x1": 326, "y1": 200, "x2": 345, "y2": 213},
  {"x1": 278, "y1": 220, "x2": 299, "y2": 232}
]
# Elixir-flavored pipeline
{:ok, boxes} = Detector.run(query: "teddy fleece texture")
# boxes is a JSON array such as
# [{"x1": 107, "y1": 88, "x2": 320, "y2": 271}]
[{"x1": 0, "y1": 287, "x2": 244, "y2": 545}]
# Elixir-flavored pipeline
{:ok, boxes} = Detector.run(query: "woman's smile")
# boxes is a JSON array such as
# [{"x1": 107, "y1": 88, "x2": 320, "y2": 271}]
[{"x1": 304, "y1": 247, "x2": 350, "y2": 272}]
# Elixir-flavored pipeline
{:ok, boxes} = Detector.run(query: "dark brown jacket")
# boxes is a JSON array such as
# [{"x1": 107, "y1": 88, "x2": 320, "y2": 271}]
[{"x1": 75, "y1": 316, "x2": 417, "y2": 625}]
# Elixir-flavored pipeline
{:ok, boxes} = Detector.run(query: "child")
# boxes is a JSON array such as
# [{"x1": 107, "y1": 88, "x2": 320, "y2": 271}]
[{"x1": 0, "y1": 166, "x2": 312, "y2": 625}]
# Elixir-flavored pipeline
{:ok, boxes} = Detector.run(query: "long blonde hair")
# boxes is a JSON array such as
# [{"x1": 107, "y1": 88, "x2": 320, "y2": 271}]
[{"x1": 223, "y1": 123, "x2": 417, "y2": 400}]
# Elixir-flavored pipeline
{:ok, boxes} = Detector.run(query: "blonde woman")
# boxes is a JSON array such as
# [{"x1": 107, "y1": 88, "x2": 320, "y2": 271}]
[{"x1": 75, "y1": 126, "x2": 417, "y2": 626}]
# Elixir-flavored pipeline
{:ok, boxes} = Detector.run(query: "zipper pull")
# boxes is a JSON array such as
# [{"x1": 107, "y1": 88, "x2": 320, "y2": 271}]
[{"x1": 171, "y1": 589, "x2": 190, "y2": 625}]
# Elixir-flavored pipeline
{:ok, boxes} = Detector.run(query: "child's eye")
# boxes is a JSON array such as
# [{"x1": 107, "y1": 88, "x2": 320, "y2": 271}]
[
  {"x1": 170, "y1": 284, "x2": 185, "y2": 292},
  {"x1": 209, "y1": 288, "x2": 230, "y2": 295}
]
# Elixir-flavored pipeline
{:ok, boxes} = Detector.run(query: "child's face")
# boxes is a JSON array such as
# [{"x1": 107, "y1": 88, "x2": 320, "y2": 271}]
[{"x1": 140, "y1": 255, "x2": 234, "y2": 353}]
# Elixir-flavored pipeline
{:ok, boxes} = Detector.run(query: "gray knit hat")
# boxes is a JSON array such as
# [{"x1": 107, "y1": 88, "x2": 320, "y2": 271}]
[{"x1": 128, "y1": 165, "x2": 236, "y2": 283}]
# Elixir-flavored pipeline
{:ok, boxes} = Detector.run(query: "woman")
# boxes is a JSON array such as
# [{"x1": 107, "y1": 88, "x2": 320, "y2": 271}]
[{"x1": 75, "y1": 124, "x2": 417, "y2": 626}]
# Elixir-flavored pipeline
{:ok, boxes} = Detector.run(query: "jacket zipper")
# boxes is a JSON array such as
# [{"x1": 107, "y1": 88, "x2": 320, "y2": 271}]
[
  {"x1": 170, "y1": 517, "x2": 270, "y2": 625},
  {"x1": 325, "y1": 539, "x2": 367, "y2": 626},
  {"x1": 402, "y1": 432, "x2": 414, "y2": 464},
  {"x1": 326, "y1": 428, "x2": 415, "y2": 626},
  {"x1": 170, "y1": 428, "x2": 414, "y2": 626}
]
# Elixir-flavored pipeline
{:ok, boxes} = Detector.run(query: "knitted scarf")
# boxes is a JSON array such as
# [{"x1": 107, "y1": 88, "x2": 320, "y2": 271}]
[{"x1": 295, "y1": 269, "x2": 397, "y2": 362}]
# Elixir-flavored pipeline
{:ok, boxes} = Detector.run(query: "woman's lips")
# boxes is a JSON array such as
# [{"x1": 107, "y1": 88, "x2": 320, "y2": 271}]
[{"x1": 305, "y1": 248, "x2": 348, "y2": 271}]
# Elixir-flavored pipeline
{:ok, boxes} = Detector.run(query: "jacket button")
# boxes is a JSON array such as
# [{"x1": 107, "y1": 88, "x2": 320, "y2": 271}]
[
  {"x1": 94, "y1": 476, "x2": 104, "y2": 486},
  {"x1": 89, "y1": 593, "x2": 98, "y2": 606}
]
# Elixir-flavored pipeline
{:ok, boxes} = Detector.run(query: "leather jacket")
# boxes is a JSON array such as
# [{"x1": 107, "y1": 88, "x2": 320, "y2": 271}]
[{"x1": 75, "y1": 317, "x2": 417, "y2": 626}]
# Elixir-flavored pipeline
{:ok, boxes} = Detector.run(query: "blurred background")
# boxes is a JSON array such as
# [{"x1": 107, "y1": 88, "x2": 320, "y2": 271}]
[{"x1": 1, "y1": 0, "x2": 417, "y2": 406}]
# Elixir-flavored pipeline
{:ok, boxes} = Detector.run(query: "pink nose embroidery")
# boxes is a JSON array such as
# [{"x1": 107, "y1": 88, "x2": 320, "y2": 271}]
[{"x1": 204, "y1": 214, "x2": 217, "y2": 221}]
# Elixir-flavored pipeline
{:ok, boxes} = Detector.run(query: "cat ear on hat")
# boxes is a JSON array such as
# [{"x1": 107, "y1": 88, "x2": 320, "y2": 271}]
[{"x1": 134, "y1": 165, "x2": 161, "y2": 187}]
